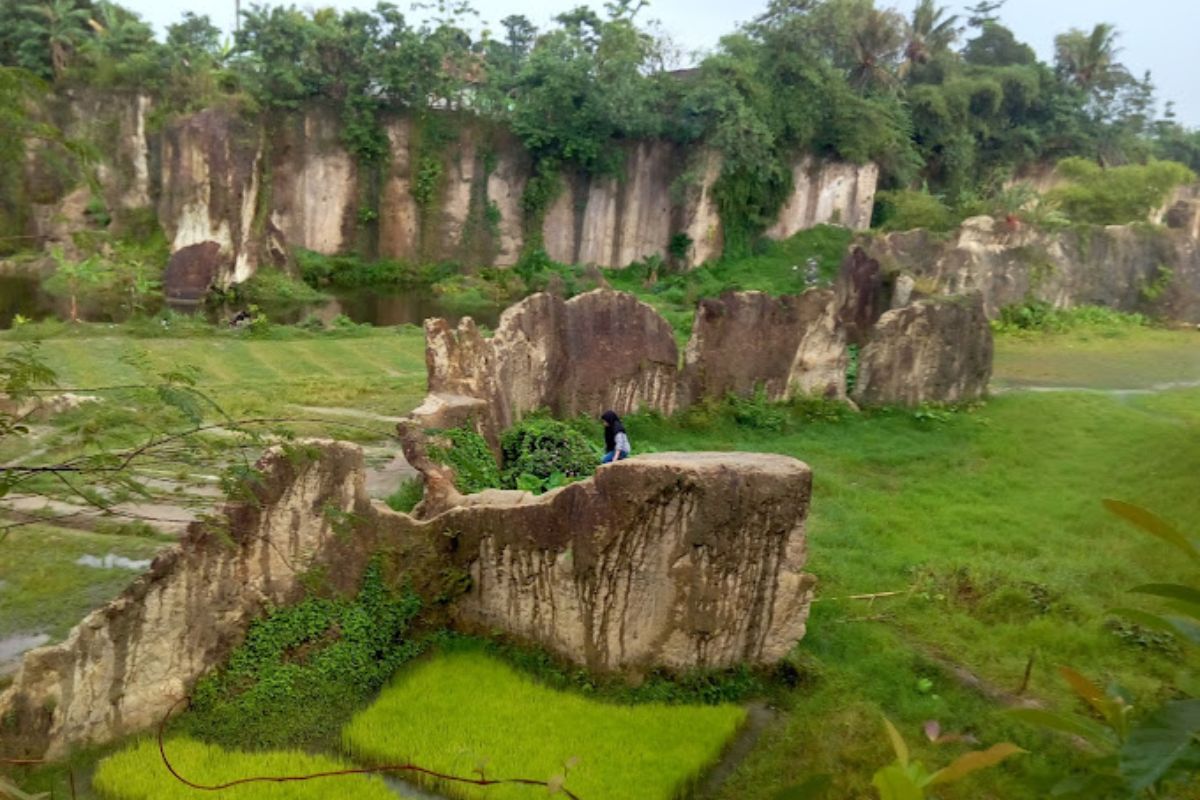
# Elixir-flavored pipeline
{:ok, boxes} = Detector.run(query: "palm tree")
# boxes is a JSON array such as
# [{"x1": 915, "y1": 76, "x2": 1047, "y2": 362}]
[
  {"x1": 22, "y1": 0, "x2": 93, "y2": 79},
  {"x1": 1054, "y1": 23, "x2": 1125, "y2": 94},
  {"x1": 904, "y1": 0, "x2": 958, "y2": 71},
  {"x1": 847, "y1": 8, "x2": 906, "y2": 92}
]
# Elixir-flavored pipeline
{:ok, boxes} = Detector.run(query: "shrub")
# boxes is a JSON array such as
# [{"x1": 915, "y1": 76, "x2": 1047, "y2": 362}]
[
  {"x1": 236, "y1": 269, "x2": 327, "y2": 305},
  {"x1": 993, "y1": 301, "x2": 1149, "y2": 334},
  {"x1": 427, "y1": 427, "x2": 501, "y2": 494},
  {"x1": 385, "y1": 476, "x2": 423, "y2": 514},
  {"x1": 874, "y1": 190, "x2": 959, "y2": 232},
  {"x1": 500, "y1": 414, "x2": 597, "y2": 491},
  {"x1": 725, "y1": 387, "x2": 788, "y2": 432},
  {"x1": 1048, "y1": 158, "x2": 1195, "y2": 226}
]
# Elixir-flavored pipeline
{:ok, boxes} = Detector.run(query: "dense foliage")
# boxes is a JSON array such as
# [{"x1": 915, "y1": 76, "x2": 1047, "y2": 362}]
[
  {"x1": 427, "y1": 426, "x2": 501, "y2": 494},
  {"x1": 499, "y1": 414, "x2": 597, "y2": 492},
  {"x1": 3, "y1": 0, "x2": 1197, "y2": 260},
  {"x1": 181, "y1": 561, "x2": 424, "y2": 748}
]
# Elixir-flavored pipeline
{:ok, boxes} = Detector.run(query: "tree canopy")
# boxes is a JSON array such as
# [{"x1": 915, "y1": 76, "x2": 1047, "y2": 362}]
[{"x1": 0, "y1": 0, "x2": 1195, "y2": 247}]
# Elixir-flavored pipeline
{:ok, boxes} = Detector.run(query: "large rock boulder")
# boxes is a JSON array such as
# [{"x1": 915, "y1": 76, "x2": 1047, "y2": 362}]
[
  {"x1": 834, "y1": 247, "x2": 891, "y2": 346},
  {"x1": 0, "y1": 442, "x2": 816, "y2": 760},
  {"x1": 424, "y1": 289, "x2": 679, "y2": 440},
  {"x1": 450, "y1": 451, "x2": 815, "y2": 673},
  {"x1": 682, "y1": 290, "x2": 846, "y2": 403},
  {"x1": 852, "y1": 294, "x2": 993, "y2": 407}
]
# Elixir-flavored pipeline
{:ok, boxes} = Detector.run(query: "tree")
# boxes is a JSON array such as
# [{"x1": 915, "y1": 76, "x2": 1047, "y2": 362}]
[
  {"x1": 17, "y1": 0, "x2": 94, "y2": 79},
  {"x1": 904, "y1": 0, "x2": 959, "y2": 73},
  {"x1": 847, "y1": 7, "x2": 906, "y2": 92},
  {"x1": 1054, "y1": 23, "x2": 1126, "y2": 94}
]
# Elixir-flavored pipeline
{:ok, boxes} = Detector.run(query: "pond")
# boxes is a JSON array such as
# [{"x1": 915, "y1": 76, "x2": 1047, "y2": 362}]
[{"x1": 0, "y1": 273, "x2": 502, "y2": 330}]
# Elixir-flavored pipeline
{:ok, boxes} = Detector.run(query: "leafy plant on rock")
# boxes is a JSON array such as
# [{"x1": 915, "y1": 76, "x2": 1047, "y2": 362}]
[{"x1": 500, "y1": 414, "x2": 597, "y2": 492}]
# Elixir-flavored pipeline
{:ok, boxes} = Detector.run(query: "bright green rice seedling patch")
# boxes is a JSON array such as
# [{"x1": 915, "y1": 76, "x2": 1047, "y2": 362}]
[
  {"x1": 343, "y1": 651, "x2": 746, "y2": 800},
  {"x1": 92, "y1": 737, "x2": 395, "y2": 800}
]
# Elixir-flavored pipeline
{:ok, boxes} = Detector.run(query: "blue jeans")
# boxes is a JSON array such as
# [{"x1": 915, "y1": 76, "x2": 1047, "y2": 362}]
[{"x1": 601, "y1": 450, "x2": 627, "y2": 464}]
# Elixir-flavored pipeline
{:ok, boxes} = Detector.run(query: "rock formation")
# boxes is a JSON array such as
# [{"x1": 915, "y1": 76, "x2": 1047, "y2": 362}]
[
  {"x1": 682, "y1": 290, "x2": 847, "y2": 403},
  {"x1": 450, "y1": 451, "x2": 815, "y2": 673},
  {"x1": 0, "y1": 442, "x2": 815, "y2": 760},
  {"x1": 852, "y1": 294, "x2": 994, "y2": 407},
  {"x1": 862, "y1": 215, "x2": 1200, "y2": 323},
  {"x1": 424, "y1": 289, "x2": 680, "y2": 440}
]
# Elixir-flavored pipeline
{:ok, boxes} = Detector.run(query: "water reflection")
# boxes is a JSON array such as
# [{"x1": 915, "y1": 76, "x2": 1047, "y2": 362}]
[{"x1": 0, "y1": 273, "x2": 501, "y2": 330}]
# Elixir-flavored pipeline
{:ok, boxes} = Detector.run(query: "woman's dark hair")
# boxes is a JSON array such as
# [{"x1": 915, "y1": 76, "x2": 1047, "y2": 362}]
[{"x1": 600, "y1": 410, "x2": 625, "y2": 452}]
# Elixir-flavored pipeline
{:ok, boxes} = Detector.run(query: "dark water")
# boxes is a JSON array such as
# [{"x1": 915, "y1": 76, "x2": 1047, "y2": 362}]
[{"x1": 0, "y1": 273, "x2": 500, "y2": 330}]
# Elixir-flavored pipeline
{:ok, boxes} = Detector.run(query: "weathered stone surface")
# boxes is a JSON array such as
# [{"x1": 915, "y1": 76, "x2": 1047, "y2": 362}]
[
  {"x1": 853, "y1": 294, "x2": 993, "y2": 407},
  {"x1": 451, "y1": 451, "x2": 815, "y2": 672},
  {"x1": 162, "y1": 241, "x2": 226, "y2": 302},
  {"x1": 159, "y1": 108, "x2": 263, "y2": 287},
  {"x1": 765, "y1": 158, "x2": 879, "y2": 238},
  {"x1": 682, "y1": 290, "x2": 846, "y2": 403},
  {"x1": 0, "y1": 442, "x2": 382, "y2": 760},
  {"x1": 835, "y1": 247, "x2": 891, "y2": 346},
  {"x1": 269, "y1": 110, "x2": 357, "y2": 256},
  {"x1": 425, "y1": 290, "x2": 680, "y2": 439},
  {"x1": 861, "y1": 216, "x2": 1200, "y2": 323},
  {"x1": 1, "y1": 442, "x2": 815, "y2": 759}
]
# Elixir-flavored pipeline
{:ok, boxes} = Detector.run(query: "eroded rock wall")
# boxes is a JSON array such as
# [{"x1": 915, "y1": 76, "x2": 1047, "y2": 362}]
[
  {"x1": 0, "y1": 442, "x2": 815, "y2": 760},
  {"x1": 22, "y1": 95, "x2": 879, "y2": 281},
  {"x1": 0, "y1": 443, "x2": 383, "y2": 760},
  {"x1": 863, "y1": 215, "x2": 1200, "y2": 323},
  {"x1": 682, "y1": 290, "x2": 847, "y2": 404},
  {"x1": 450, "y1": 452, "x2": 815, "y2": 672}
]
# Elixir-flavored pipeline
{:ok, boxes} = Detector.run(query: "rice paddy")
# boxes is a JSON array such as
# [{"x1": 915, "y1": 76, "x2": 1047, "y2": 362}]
[
  {"x1": 91, "y1": 737, "x2": 397, "y2": 800},
  {"x1": 342, "y1": 651, "x2": 747, "y2": 800}
]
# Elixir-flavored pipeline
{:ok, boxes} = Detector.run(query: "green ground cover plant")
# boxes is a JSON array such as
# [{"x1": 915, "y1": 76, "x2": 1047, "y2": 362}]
[
  {"x1": 179, "y1": 562, "x2": 424, "y2": 750},
  {"x1": 499, "y1": 414, "x2": 597, "y2": 492},
  {"x1": 342, "y1": 650, "x2": 746, "y2": 800},
  {"x1": 92, "y1": 737, "x2": 396, "y2": 800}
]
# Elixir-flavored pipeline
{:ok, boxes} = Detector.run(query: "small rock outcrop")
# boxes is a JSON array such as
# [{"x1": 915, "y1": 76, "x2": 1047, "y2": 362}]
[
  {"x1": 835, "y1": 247, "x2": 891, "y2": 346},
  {"x1": 853, "y1": 294, "x2": 994, "y2": 407},
  {"x1": 425, "y1": 289, "x2": 680, "y2": 439},
  {"x1": 0, "y1": 442, "x2": 815, "y2": 760},
  {"x1": 682, "y1": 290, "x2": 847, "y2": 403}
]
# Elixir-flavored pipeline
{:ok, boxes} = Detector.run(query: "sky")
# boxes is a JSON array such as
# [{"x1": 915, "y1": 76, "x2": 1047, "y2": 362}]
[{"x1": 120, "y1": 0, "x2": 1199, "y2": 127}]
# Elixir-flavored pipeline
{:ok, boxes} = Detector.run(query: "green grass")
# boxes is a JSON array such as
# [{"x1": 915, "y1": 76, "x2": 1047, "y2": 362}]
[
  {"x1": 604, "y1": 226, "x2": 852, "y2": 341},
  {"x1": 994, "y1": 326, "x2": 1200, "y2": 390},
  {"x1": 342, "y1": 651, "x2": 746, "y2": 800},
  {"x1": 92, "y1": 737, "x2": 396, "y2": 800},
  {"x1": 0, "y1": 524, "x2": 169, "y2": 640},
  {"x1": 617, "y1": 386, "x2": 1200, "y2": 798}
]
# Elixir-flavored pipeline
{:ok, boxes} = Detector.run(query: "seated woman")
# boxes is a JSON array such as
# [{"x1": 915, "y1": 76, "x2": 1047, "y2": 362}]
[{"x1": 600, "y1": 410, "x2": 631, "y2": 464}]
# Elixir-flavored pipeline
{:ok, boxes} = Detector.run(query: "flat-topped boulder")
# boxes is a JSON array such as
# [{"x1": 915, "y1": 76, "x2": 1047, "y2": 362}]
[{"x1": 447, "y1": 451, "x2": 815, "y2": 673}]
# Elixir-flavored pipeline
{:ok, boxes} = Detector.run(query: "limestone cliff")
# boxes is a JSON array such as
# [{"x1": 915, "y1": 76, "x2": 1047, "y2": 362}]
[{"x1": 20, "y1": 95, "x2": 878, "y2": 296}]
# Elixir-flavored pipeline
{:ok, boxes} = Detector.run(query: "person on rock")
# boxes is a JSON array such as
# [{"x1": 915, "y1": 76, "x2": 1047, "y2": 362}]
[{"x1": 600, "y1": 410, "x2": 631, "y2": 464}]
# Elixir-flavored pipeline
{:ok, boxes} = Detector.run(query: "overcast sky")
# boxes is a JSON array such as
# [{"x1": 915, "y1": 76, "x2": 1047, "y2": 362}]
[{"x1": 120, "y1": 0, "x2": 1198, "y2": 127}]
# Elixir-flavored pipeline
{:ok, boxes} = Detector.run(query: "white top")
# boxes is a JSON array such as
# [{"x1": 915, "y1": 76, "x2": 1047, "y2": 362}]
[{"x1": 614, "y1": 431, "x2": 631, "y2": 455}]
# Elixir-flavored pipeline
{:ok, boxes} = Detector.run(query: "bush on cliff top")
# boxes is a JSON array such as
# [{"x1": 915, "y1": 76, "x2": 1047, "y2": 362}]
[
  {"x1": 1048, "y1": 158, "x2": 1195, "y2": 226},
  {"x1": 500, "y1": 414, "x2": 597, "y2": 492},
  {"x1": 427, "y1": 427, "x2": 501, "y2": 494}
]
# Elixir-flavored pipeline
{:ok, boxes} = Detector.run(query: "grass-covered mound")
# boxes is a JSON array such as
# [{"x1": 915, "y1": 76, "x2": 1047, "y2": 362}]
[
  {"x1": 342, "y1": 650, "x2": 747, "y2": 800},
  {"x1": 92, "y1": 737, "x2": 395, "y2": 800}
]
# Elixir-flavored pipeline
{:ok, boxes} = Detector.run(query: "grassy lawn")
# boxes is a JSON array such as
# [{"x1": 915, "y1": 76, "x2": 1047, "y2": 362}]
[
  {"x1": 0, "y1": 524, "x2": 170, "y2": 640},
  {"x1": 994, "y1": 326, "x2": 1200, "y2": 390},
  {"x1": 92, "y1": 738, "x2": 396, "y2": 800},
  {"x1": 618, "y1": 384, "x2": 1200, "y2": 798},
  {"x1": 342, "y1": 650, "x2": 746, "y2": 800}
]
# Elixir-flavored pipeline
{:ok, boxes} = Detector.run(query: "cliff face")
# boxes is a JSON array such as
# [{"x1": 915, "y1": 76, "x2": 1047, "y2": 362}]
[
  {"x1": 862, "y1": 212, "x2": 1200, "y2": 322},
  {"x1": 19, "y1": 95, "x2": 878, "y2": 292}
]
